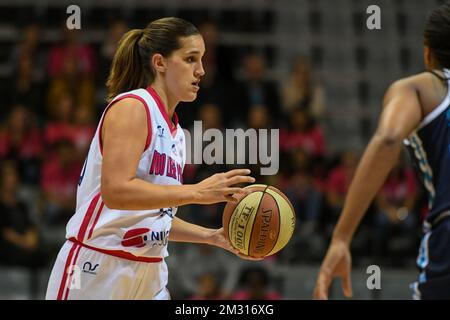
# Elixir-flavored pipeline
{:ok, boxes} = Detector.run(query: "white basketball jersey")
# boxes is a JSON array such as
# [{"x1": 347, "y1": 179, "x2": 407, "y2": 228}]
[{"x1": 65, "y1": 86, "x2": 186, "y2": 259}]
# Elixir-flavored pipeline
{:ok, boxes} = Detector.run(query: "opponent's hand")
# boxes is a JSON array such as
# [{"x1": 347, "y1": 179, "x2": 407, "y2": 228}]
[
  {"x1": 313, "y1": 238, "x2": 353, "y2": 300},
  {"x1": 206, "y1": 227, "x2": 263, "y2": 261},
  {"x1": 193, "y1": 169, "x2": 255, "y2": 205}
]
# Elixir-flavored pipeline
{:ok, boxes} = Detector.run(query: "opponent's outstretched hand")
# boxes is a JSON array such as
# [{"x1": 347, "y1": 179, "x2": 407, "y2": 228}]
[{"x1": 313, "y1": 239, "x2": 353, "y2": 300}]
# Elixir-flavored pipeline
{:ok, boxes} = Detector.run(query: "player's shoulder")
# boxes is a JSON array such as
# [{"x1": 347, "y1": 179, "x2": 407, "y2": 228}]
[
  {"x1": 389, "y1": 70, "x2": 445, "y2": 91},
  {"x1": 104, "y1": 97, "x2": 148, "y2": 125},
  {"x1": 383, "y1": 72, "x2": 437, "y2": 99}
]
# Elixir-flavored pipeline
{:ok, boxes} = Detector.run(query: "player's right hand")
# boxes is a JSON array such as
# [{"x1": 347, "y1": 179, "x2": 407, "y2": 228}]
[
  {"x1": 313, "y1": 238, "x2": 353, "y2": 300},
  {"x1": 192, "y1": 169, "x2": 255, "y2": 204}
]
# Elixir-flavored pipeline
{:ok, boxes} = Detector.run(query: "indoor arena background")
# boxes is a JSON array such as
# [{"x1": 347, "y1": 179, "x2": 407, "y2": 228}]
[{"x1": 0, "y1": 0, "x2": 443, "y2": 299}]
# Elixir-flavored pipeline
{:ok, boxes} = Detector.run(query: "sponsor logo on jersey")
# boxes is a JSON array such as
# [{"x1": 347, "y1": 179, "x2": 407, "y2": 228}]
[
  {"x1": 159, "y1": 207, "x2": 174, "y2": 219},
  {"x1": 121, "y1": 227, "x2": 170, "y2": 248},
  {"x1": 157, "y1": 125, "x2": 165, "y2": 138}
]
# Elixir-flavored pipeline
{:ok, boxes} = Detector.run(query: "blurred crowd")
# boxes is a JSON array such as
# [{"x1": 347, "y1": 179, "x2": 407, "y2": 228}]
[{"x1": 0, "y1": 20, "x2": 426, "y2": 299}]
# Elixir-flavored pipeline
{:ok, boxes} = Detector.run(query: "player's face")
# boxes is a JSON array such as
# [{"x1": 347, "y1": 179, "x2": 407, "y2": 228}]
[{"x1": 165, "y1": 35, "x2": 206, "y2": 102}]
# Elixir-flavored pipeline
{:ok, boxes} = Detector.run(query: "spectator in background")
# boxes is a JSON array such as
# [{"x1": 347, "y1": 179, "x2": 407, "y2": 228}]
[
  {"x1": 247, "y1": 104, "x2": 271, "y2": 130},
  {"x1": 372, "y1": 156, "x2": 418, "y2": 265},
  {"x1": 177, "y1": 244, "x2": 232, "y2": 297},
  {"x1": 189, "y1": 272, "x2": 225, "y2": 300},
  {"x1": 281, "y1": 55, "x2": 325, "y2": 120},
  {"x1": 281, "y1": 148, "x2": 324, "y2": 262},
  {"x1": 40, "y1": 139, "x2": 82, "y2": 226},
  {"x1": 280, "y1": 108, "x2": 326, "y2": 159},
  {"x1": 7, "y1": 23, "x2": 47, "y2": 117},
  {"x1": 231, "y1": 266, "x2": 281, "y2": 300},
  {"x1": 44, "y1": 93, "x2": 74, "y2": 147},
  {"x1": 245, "y1": 105, "x2": 278, "y2": 186},
  {"x1": 47, "y1": 27, "x2": 96, "y2": 114},
  {"x1": 324, "y1": 150, "x2": 359, "y2": 235},
  {"x1": 98, "y1": 20, "x2": 128, "y2": 104},
  {"x1": 0, "y1": 160, "x2": 47, "y2": 268},
  {"x1": 72, "y1": 106, "x2": 96, "y2": 161},
  {"x1": 177, "y1": 21, "x2": 231, "y2": 127},
  {"x1": 0, "y1": 105, "x2": 43, "y2": 185},
  {"x1": 199, "y1": 20, "x2": 233, "y2": 84},
  {"x1": 183, "y1": 103, "x2": 227, "y2": 227},
  {"x1": 232, "y1": 52, "x2": 280, "y2": 126}
]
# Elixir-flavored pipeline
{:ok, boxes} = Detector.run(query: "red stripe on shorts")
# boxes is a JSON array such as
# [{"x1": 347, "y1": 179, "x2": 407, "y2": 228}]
[
  {"x1": 63, "y1": 245, "x2": 82, "y2": 300},
  {"x1": 56, "y1": 242, "x2": 79, "y2": 300}
]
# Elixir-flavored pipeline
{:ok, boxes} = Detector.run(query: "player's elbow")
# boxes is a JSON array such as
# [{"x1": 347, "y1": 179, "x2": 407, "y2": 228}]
[
  {"x1": 101, "y1": 179, "x2": 126, "y2": 209},
  {"x1": 373, "y1": 130, "x2": 402, "y2": 147}
]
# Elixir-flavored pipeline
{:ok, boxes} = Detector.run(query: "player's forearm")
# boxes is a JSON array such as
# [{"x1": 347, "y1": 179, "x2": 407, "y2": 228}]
[
  {"x1": 332, "y1": 133, "x2": 403, "y2": 244},
  {"x1": 168, "y1": 217, "x2": 214, "y2": 244},
  {"x1": 101, "y1": 178, "x2": 199, "y2": 210}
]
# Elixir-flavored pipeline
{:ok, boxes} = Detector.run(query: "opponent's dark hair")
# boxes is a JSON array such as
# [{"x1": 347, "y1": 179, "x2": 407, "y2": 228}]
[
  {"x1": 106, "y1": 17, "x2": 199, "y2": 102},
  {"x1": 424, "y1": 2, "x2": 450, "y2": 71}
]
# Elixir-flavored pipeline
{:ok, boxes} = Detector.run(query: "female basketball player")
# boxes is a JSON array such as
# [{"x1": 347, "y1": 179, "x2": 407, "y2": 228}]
[
  {"x1": 314, "y1": 2, "x2": 450, "y2": 300},
  {"x1": 46, "y1": 17, "x2": 257, "y2": 300}
]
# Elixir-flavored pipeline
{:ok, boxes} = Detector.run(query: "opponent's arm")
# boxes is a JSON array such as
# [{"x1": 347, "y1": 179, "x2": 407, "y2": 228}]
[
  {"x1": 100, "y1": 98, "x2": 254, "y2": 210},
  {"x1": 314, "y1": 79, "x2": 422, "y2": 299},
  {"x1": 332, "y1": 80, "x2": 422, "y2": 243}
]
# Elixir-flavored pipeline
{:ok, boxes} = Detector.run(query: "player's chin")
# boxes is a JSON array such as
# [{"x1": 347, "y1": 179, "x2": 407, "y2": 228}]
[{"x1": 182, "y1": 92, "x2": 198, "y2": 102}]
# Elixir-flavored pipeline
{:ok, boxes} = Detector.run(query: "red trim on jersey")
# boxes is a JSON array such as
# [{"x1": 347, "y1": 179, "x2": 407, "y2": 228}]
[
  {"x1": 87, "y1": 200, "x2": 104, "y2": 240},
  {"x1": 99, "y1": 94, "x2": 152, "y2": 155},
  {"x1": 146, "y1": 86, "x2": 178, "y2": 136},
  {"x1": 68, "y1": 238, "x2": 163, "y2": 263},
  {"x1": 63, "y1": 245, "x2": 82, "y2": 300},
  {"x1": 57, "y1": 241, "x2": 79, "y2": 300},
  {"x1": 77, "y1": 193, "x2": 101, "y2": 242}
]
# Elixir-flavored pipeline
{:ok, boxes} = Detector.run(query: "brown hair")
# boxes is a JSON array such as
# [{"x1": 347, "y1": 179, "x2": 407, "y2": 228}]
[{"x1": 106, "y1": 17, "x2": 200, "y2": 102}]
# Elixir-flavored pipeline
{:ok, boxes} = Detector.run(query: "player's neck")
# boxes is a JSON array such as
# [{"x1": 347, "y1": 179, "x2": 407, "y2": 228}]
[{"x1": 149, "y1": 83, "x2": 177, "y2": 121}]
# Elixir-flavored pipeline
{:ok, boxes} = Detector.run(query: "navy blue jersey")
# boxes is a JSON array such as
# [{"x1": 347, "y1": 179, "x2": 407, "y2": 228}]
[{"x1": 405, "y1": 69, "x2": 450, "y2": 223}]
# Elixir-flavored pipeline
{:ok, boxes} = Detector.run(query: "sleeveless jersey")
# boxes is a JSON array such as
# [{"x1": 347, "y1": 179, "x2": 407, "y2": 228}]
[
  {"x1": 65, "y1": 86, "x2": 186, "y2": 259},
  {"x1": 405, "y1": 68, "x2": 450, "y2": 223}
]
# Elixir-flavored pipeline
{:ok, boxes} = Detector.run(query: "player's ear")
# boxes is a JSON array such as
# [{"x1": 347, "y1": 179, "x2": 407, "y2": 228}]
[
  {"x1": 424, "y1": 45, "x2": 438, "y2": 70},
  {"x1": 152, "y1": 53, "x2": 167, "y2": 73}
]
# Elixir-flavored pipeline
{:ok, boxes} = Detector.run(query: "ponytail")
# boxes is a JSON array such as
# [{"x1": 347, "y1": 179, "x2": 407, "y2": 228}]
[{"x1": 106, "y1": 29, "x2": 150, "y2": 102}]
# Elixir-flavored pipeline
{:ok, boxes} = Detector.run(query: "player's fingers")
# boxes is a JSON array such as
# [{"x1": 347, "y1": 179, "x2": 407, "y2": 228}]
[
  {"x1": 224, "y1": 195, "x2": 239, "y2": 203},
  {"x1": 313, "y1": 273, "x2": 331, "y2": 300},
  {"x1": 224, "y1": 187, "x2": 250, "y2": 196},
  {"x1": 223, "y1": 169, "x2": 251, "y2": 178},
  {"x1": 227, "y1": 175, "x2": 256, "y2": 186},
  {"x1": 237, "y1": 253, "x2": 264, "y2": 261},
  {"x1": 342, "y1": 269, "x2": 353, "y2": 298}
]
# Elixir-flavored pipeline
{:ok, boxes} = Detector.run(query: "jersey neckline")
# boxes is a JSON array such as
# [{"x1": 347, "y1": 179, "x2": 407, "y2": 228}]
[
  {"x1": 146, "y1": 86, "x2": 179, "y2": 136},
  {"x1": 418, "y1": 68, "x2": 450, "y2": 130}
]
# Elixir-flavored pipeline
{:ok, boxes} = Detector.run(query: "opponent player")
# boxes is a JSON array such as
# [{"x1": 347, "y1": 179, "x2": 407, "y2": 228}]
[
  {"x1": 46, "y1": 17, "x2": 257, "y2": 300},
  {"x1": 314, "y1": 2, "x2": 450, "y2": 300}
]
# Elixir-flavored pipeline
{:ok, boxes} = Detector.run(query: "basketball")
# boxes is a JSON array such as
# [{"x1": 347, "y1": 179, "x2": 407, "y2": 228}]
[{"x1": 223, "y1": 184, "x2": 296, "y2": 258}]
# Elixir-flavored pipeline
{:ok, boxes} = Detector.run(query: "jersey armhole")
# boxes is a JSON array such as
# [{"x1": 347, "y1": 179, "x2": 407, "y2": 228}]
[{"x1": 98, "y1": 94, "x2": 152, "y2": 155}]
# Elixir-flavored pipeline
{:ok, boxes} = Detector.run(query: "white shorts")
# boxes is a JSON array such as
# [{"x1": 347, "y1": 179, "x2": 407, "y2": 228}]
[{"x1": 46, "y1": 240, "x2": 170, "y2": 300}]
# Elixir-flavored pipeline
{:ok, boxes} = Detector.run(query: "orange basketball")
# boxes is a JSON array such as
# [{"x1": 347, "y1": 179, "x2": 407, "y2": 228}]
[{"x1": 223, "y1": 184, "x2": 296, "y2": 258}]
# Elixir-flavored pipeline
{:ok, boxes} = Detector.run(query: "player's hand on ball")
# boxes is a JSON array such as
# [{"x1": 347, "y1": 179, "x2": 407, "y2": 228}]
[
  {"x1": 313, "y1": 238, "x2": 353, "y2": 300},
  {"x1": 207, "y1": 228, "x2": 263, "y2": 261},
  {"x1": 193, "y1": 169, "x2": 255, "y2": 205}
]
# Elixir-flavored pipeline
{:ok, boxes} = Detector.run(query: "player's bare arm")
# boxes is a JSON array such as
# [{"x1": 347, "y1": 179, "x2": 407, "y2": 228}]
[
  {"x1": 101, "y1": 98, "x2": 254, "y2": 210},
  {"x1": 168, "y1": 217, "x2": 262, "y2": 261}
]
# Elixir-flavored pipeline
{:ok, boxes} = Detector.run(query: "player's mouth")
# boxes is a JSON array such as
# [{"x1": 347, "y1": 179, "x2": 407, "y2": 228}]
[{"x1": 191, "y1": 80, "x2": 200, "y2": 91}]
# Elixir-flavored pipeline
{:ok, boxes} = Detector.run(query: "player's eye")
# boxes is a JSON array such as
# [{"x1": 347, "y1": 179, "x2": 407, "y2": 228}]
[{"x1": 186, "y1": 56, "x2": 196, "y2": 63}]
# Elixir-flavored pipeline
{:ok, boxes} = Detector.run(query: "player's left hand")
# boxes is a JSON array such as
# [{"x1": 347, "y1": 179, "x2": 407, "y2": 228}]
[{"x1": 206, "y1": 227, "x2": 263, "y2": 261}]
